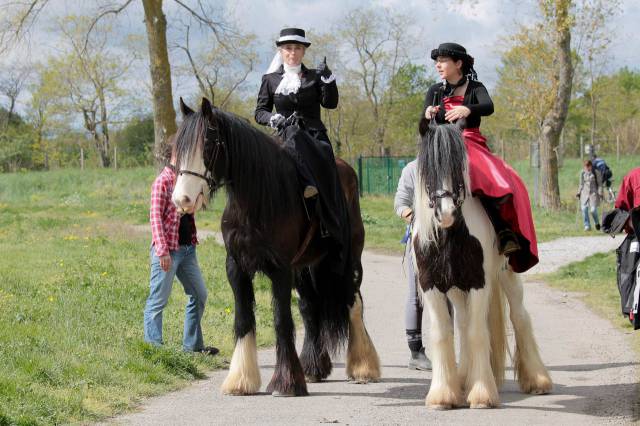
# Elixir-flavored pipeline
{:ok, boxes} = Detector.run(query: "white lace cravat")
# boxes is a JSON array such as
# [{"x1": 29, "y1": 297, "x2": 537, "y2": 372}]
[{"x1": 275, "y1": 64, "x2": 302, "y2": 95}]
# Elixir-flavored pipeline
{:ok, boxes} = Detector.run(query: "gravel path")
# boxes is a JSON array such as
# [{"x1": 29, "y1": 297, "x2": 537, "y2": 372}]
[{"x1": 110, "y1": 234, "x2": 638, "y2": 425}]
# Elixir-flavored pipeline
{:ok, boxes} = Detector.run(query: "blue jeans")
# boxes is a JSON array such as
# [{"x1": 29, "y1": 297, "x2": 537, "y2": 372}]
[
  {"x1": 144, "y1": 244, "x2": 208, "y2": 351},
  {"x1": 582, "y1": 205, "x2": 599, "y2": 229}
]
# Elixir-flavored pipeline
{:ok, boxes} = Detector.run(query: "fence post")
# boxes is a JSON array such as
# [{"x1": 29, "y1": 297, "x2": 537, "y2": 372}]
[
  {"x1": 357, "y1": 156, "x2": 363, "y2": 197},
  {"x1": 80, "y1": 147, "x2": 84, "y2": 171},
  {"x1": 617, "y1": 135, "x2": 620, "y2": 165},
  {"x1": 387, "y1": 156, "x2": 392, "y2": 194},
  {"x1": 580, "y1": 135, "x2": 583, "y2": 160},
  {"x1": 113, "y1": 146, "x2": 117, "y2": 169}
]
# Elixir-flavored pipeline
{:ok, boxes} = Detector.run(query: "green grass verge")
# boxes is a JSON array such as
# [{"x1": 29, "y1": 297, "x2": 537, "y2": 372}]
[
  {"x1": 0, "y1": 168, "x2": 279, "y2": 425},
  {"x1": 543, "y1": 251, "x2": 640, "y2": 355}
]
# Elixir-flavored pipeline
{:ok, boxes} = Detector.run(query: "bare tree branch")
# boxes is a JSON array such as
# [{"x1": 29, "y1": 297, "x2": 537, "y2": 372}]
[{"x1": 83, "y1": 0, "x2": 135, "y2": 51}]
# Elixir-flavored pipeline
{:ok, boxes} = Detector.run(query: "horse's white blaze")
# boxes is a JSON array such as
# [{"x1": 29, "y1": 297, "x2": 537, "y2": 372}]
[
  {"x1": 424, "y1": 289, "x2": 462, "y2": 409},
  {"x1": 346, "y1": 293, "x2": 381, "y2": 383},
  {"x1": 439, "y1": 196, "x2": 456, "y2": 228},
  {"x1": 172, "y1": 148, "x2": 208, "y2": 213},
  {"x1": 220, "y1": 331, "x2": 261, "y2": 395},
  {"x1": 499, "y1": 269, "x2": 552, "y2": 394}
]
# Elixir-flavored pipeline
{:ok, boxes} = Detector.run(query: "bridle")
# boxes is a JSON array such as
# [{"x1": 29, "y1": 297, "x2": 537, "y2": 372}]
[
  {"x1": 427, "y1": 184, "x2": 465, "y2": 209},
  {"x1": 178, "y1": 122, "x2": 229, "y2": 194}
]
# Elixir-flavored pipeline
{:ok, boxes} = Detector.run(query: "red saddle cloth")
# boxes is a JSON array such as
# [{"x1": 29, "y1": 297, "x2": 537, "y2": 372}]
[{"x1": 445, "y1": 96, "x2": 538, "y2": 272}]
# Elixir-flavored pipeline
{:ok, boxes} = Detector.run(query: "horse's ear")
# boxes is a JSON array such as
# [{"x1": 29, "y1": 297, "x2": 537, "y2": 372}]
[
  {"x1": 180, "y1": 97, "x2": 194, "y2": 117},
  {"x1": 201, "y1": 97, "x2": 213, "y2": 119}
]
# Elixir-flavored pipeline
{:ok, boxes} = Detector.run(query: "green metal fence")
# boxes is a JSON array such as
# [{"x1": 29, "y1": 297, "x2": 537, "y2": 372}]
[{"x1": 357, "y1": 156, "x2": 415, "y2": 195}]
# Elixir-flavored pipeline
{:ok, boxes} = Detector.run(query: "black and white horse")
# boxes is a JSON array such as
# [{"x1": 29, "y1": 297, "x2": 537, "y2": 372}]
[
  {"x1": 172, "y1": 98, "x2": 380, "y2": 397},
  {"x1": 413, "y1": 123, "x2": 552, "y2": 409}
]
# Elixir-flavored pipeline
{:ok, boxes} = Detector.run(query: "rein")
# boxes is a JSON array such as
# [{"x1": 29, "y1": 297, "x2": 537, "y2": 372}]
[{"x1": 178, "y1": 124, "x2": 229, "y2": 194}]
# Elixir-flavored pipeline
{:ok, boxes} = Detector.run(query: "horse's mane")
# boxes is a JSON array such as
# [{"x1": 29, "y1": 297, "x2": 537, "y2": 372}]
[
  {"x1": 414, "y1": 123, "x2": 469, "y2": 244},
  {"x1": 175, "y1": 108, "x2": 298, "y2": 227}
]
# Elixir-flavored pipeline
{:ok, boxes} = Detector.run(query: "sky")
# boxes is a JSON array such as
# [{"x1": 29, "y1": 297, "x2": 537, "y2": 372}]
[{"x1": 2, "y1": 0, "x2": 639, "y2": 115}]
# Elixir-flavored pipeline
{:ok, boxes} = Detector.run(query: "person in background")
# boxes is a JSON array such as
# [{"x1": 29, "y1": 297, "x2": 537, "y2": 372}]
[
  {"x1": 394, "y1": 159, "x2": 431, "y2": 370},
  {"x1": 577, "y1": 160, "x2": 602, "y2": 231},
  {"x1": 143, "y1": 138, "x2": 218, "y2": 355}
]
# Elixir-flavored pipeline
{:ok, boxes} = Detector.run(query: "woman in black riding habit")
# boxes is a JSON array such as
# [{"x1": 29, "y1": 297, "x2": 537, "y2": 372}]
[
  {"x1": 255, "y1": 27, "x2": 338, "y2": 200},
  {"x1": 421, "y1": 42, "x2": 539, "y2": 273},
  {"x1": 255, "y1": 27, "x2": 348, "y2": 271}
]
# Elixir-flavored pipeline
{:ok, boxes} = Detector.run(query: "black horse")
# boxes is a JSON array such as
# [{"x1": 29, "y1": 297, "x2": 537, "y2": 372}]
[{"x1": 172, "y1": 98, "x2": 380, "y2": 396}]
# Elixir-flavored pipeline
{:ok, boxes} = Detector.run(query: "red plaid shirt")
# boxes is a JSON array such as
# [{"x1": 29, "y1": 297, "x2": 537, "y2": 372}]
[{"x1": 150, "y1": 166, "x2": 198, "y2": 257}]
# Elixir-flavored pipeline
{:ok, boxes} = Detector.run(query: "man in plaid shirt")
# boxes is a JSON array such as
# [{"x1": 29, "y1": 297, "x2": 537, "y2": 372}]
[{"x1": 143, "y1": 142, "x2": 218, "y2": 355}]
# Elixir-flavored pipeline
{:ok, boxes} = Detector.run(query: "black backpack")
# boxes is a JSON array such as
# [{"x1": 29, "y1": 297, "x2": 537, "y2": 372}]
[{"x1": 593, "y1": 157, "x2": 613, "y2": 184}]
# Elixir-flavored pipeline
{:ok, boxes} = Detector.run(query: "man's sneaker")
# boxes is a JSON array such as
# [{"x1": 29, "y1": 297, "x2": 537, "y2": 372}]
[
  {"x1": 196, "y1": 346, "x2": 219, "y2": 356},
  {"x1": 408, "y1": 347, "x2": 431, "y2": 371},
  {"x1": 304, "y1": 185, "x2": 319, "y2": 198}
]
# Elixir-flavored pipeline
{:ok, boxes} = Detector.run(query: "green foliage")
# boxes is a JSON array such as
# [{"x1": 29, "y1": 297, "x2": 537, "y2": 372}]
[
  {"x1": 0, "y1": 109, "x2": 37, "y2": 172},
  {"x1": 114, "y1": 116, "x2": 154, "y2": 166}
]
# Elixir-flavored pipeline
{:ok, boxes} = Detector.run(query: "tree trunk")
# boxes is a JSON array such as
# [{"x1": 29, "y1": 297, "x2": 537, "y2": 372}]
[
  {"x1": 142, "y1": 0, "x2": 176, "y2": 169},
  {"x1": 539, "y1": 1, "x2": 573, "y2": 210}
]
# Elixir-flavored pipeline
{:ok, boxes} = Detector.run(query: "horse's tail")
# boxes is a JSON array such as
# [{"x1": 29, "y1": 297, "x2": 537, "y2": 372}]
[{"x1": 489, "y1": 273, "x2": 508, "y2": 387}]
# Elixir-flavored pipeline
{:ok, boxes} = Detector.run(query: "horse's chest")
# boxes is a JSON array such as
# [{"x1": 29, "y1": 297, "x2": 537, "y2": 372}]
[{"x1": 415, "y1": 224, "x2": 485, "y2": 293}]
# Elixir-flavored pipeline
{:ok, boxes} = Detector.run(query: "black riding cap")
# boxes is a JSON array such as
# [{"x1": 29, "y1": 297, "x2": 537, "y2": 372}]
[
  {"x1": 431, "y1": 42, "x2": 474, "y2": 68},
  {"x1": 275, "y1": 28, "x2": 311, "y2": 47}
]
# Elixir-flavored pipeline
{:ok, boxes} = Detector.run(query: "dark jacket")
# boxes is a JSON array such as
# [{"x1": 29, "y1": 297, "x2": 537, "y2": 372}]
[
  {"x1": 255, "y1": 64, "x2": 339, "y2": 132},
  {"x1": 422, "y1": 80, "x2": 494, "y2": 129}
]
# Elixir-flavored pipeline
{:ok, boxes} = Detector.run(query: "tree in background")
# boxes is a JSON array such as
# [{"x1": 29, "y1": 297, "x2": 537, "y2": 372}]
[
  {"x1": 0, "y1": 0, "x2": 241, "y2": 167},
  {"x1": 0, "y1": 62, "x2": 31, "y2": 129},
  {"x1": 339, "y1": 8, "x2": 415, "y2": 156},
  {"x1": 174, "y1": 20, "x2": 257, "y2": 109}
]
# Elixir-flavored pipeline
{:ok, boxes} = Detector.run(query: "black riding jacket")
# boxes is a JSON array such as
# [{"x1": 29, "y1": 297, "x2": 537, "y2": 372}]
[
  {"x1": 255, "y1": 64, "x2": 339, "y2": 132},
  {"x1": 422, "y1": 80, "x2": 494, "y2": 128}
]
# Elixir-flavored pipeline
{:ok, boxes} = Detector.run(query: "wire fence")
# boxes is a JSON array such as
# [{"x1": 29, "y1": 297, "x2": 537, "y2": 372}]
[{"x1": 357, "y1": 156, "x2": 415, "y2": 195}]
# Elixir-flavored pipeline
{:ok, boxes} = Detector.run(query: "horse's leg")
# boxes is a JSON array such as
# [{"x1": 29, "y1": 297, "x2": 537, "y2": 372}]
[
  {"x1": 465, "y1": 286, "x2": 500, "y2": 408},
  {"x1": 424, "y1": 289, "x2": 462, "y2": 409},
  {"x1": 346, "y1": 292, "x2": 381, "y2": 383},
  {"x1": 297, "y1": 269, "x2": 332, "y2": 382},
  {"x1": 447, "y1": 288, "x2": 469, "y2": 388},
  {"x1": 265, "y1": 267, "x2": 308, "y2": 396},
  {"x1": 500, "y1": 269, "x2": 552, "y2": 394},
  {"x1": 221, "y1": 255, "x2": 261, "y2": 395}
]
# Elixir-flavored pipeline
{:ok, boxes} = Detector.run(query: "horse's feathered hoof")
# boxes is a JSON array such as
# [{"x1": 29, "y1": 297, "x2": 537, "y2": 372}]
[
  {"x1": 520, "y1": 372, "x2": 553, "y2": 395},
  {"x1": 305, "y1": 375, "x2": 322, "y2": 383},
  {"x1": 425, "y1": 386, "x2": 462, "y2": 410},
  {"x1": 271, "y1": 390, "x2": 297, "y2": 397}
]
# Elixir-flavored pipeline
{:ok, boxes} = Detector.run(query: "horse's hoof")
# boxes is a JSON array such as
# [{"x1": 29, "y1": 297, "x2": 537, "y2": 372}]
[
  {"x1": 428, "y1": 403, "x2": 454, "y2": 411},
  {"x1": 519, "y1": 372, "x2": 552, "y2": 395},
  {"x1": 469, "y1": 402, "x2": 494, "y2": 409},
  {"x1": 271, "y1": 390, "x2": 296, "y2": 397},
  {"x1": 305, "y1": 375, "x2": 322, "y2": 383}
]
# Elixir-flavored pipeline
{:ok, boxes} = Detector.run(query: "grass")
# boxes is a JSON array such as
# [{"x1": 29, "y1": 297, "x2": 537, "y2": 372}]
[
  {"x1": 0, "y1": 168, "x2": 277, "y2": 425},
  {"x1": 543, "y1": 251, "x2": 640, "y2": 354}
]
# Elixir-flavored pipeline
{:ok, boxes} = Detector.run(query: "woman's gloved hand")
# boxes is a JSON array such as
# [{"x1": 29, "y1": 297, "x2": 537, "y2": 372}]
[{"x1": 269, "y1": 113, "x2": 285, "y2": 129}]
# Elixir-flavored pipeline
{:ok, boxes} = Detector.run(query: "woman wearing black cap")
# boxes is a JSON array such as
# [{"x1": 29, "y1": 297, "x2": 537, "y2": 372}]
[
  {"x1": 255, "y1": 27, "x2": 338, "y2": 199},
  {"x1": 421, "y1": 43, "x2": 538, "y2": 273}
]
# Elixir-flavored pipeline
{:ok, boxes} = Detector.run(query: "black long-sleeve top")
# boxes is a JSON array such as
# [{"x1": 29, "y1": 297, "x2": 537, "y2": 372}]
[
  {"x1": 422, "y1": 80, "x2": 494, "y2": 128},
  {"x1": 255, "y1": 63, "x2": 339, "y2": 132}
]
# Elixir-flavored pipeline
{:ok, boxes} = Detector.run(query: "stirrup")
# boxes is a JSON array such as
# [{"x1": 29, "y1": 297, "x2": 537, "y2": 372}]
[
  {"x1": 498, "y1": 229, "x2": 520, "y2": 256},
  {"x1": 304, "y1": 185, "x2": 318, "y2": 198}
]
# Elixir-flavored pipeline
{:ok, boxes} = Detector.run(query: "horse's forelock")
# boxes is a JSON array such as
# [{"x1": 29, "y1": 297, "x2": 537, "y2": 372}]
[
  {"x1": 175, "y1": 111, "x2": 207, "y2": 169},
  {"x1": 418, "y1": 124, "x2": 467, "y2": 199}
]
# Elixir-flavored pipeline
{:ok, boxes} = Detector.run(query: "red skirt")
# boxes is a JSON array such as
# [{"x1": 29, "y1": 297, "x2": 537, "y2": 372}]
[{"x1": 445, "y1": 96, "x2": 538, "y2": 272}]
